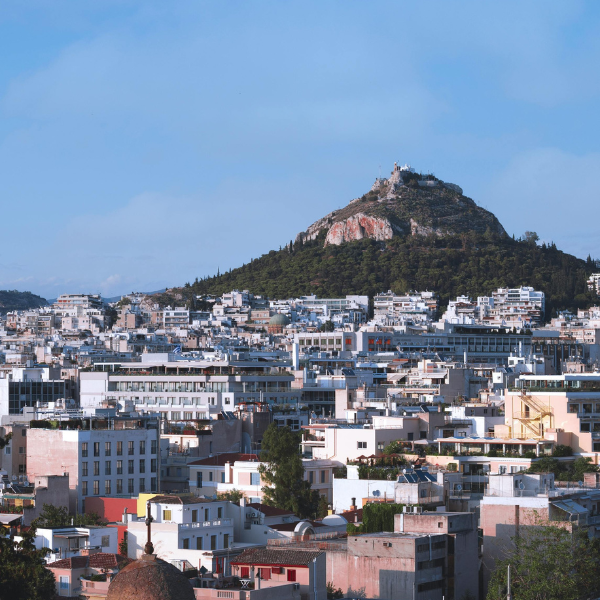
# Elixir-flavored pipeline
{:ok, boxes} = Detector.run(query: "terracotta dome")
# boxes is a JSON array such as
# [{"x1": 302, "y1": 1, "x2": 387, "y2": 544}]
[{"x1": 106, "y1": 554, "x2": 195, "y2": 600}]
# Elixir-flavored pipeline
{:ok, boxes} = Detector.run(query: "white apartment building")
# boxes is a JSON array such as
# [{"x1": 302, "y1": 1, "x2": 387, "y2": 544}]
[
  {"x1": 588, "y1": 273, "x2": 600, "y2": 295},
  {"x1": 373, "y1": 290, "x2": 438, "y2": 323},
  {"x1": 29, "y1": 525, "x2": 119, "y2": 563},
  {"x1": 127, "y1": 495, "x2": 235, "y2": 573},
  {"x1": 79, "y1": 355, "x2": 298, "y2": 418},
  {"x1": 188, "y1": 452, "x2": 336, "y2": 502}
]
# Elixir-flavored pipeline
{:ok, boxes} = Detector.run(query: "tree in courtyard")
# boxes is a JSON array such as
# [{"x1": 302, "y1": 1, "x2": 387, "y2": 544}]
[
  {"x1": 34, "y1": 504, "x2": 105, "y2": 528},
  {"x1": 486, "y1": 514, "x2": 600, "y2": 600},
  {"x1": 258, "y1": 424, "x2": 319, "y2": 519},
  {"x1": 217, "y1": 489, "x2": 245, "y2": 504},
  {"x1": 0, "y1": 526, "x2": 56, "y2": 600}
]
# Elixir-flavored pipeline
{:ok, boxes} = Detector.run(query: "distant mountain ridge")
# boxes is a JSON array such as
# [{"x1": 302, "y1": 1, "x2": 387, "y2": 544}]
[{"x1": 0, "y1": 290, "x2": 48, "y2": 314}]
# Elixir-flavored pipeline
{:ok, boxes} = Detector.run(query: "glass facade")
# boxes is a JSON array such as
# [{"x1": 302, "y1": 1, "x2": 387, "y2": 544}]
[{"x1": 9, "y1": 380, "x2": 65, "y2": 414}]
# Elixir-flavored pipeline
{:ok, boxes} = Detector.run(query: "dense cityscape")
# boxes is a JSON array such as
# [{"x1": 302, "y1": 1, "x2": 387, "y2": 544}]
[
  {"x1": 2, "y1": 3, "x2": 599, "y2": 600},
  {"x1": 2, "y1": 279, "x2": 600, "y2": 599}
]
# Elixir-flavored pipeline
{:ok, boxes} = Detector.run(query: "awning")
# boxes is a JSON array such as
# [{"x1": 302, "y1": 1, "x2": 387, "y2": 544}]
[{"x1": 0, "y1": 514, "x2": 23, "y2": 525}]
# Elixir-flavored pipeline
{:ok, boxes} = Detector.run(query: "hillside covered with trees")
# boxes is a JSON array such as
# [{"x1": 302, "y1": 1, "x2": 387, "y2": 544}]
[
  {"x1": 183, "y1": 231, "x2": 596, "y2": 319},
  {"x1": 0, "y1": 290, "x2": 48, "y2": 314}
]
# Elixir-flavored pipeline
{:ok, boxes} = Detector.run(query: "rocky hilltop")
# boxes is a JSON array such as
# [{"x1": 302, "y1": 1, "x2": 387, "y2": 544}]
[{"x1": 296, "y1": 163, "x2": 506, "y2": 246}]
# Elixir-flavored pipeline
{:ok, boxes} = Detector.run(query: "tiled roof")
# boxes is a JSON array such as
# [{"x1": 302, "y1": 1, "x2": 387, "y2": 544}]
[
  {"x1": 47, "y1": 556, "x2": 88, "y2": 570},
  {"x1": 247, "y1": 503, "x2": 294, "y2": 517},
  {"x1": 188, "y1": 453, "x2": 259, "y2": 466},
  {"x1": 46, "y1": 553, "x2": 131, "y2": 571},
  {"x1": 231, "y1": 548, "x2": 324, "y2": 567},
  {"x1": 89, "y1": 553, "x2": 133, "y2": 569}
]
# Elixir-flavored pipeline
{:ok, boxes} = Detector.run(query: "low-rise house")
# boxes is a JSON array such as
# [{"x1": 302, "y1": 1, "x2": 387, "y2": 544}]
[
  {"x1": 231, "y1": 548, "x2": 326, "y2": 600},
  {"x1": 46, "y1": 552, "x2": 132, "y2": 598}
]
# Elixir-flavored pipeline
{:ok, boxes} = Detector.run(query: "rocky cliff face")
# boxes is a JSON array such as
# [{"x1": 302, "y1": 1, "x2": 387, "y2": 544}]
[{"x1": 296, "y1": 164, "x2": 506, "y2": 246}]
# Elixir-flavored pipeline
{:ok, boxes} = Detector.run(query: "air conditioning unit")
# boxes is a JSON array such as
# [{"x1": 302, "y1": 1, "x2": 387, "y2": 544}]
[{"x1": 293, "y1": 584, "x2": 300, "y2": 590}]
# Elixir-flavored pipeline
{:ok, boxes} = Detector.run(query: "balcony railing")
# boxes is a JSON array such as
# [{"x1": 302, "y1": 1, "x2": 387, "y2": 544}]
[{"x1": 179, "y1": 518, "x2": 232, "y2": 530}]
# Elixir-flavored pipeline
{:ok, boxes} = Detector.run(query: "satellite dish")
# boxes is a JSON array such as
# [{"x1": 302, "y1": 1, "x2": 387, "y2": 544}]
[
  {"x1": 519, "y1": 482, "x2": 525, "y2": 490},
  {"x1": 11, "y1": 476, "x2": 17, "y2": 481},
  {"x1": 456, "y1": 484, "x2": 462, "y2": 492},
  {"x1": 373, "y1": 490, "x2": 381, "y2": 497}
]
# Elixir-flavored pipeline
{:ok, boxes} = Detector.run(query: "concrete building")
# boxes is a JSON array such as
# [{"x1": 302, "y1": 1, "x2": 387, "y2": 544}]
[
  {"x1": 319, "y1": 511, "x2": 478, "y2": 600},
  {"x1": 26, "y1": 416, "x2": 160, "y2": 512},
  {"x1": 79, "y1": 355, "x2": 298, "y2": 417},
  {"x1": 502, "y1": 372, "x2": 600, "y2": 453}
]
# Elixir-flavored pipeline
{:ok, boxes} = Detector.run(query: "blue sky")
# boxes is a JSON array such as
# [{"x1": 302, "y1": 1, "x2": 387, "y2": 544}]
[{"x1": 1, "y1": 1, "x2": 599, "y2": 299}]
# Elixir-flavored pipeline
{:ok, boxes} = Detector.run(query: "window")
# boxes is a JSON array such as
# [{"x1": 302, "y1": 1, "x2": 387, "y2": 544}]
[
  {"x1": 21, "y1": 428, "x2": 26, "y2": 436},
  {"x1": 105, "y1": 461, "x2": 111, "y2": 476},
  {"x1": 197, "y1": 472, "x2": 203, "y2": 488},
  {"x1": 321, "y1": 470, "x2": 326, "y2": 483},
  {"x1": 357, "y1": 442, "x2": 367, "y2": 449},
  {"x1": 407, "y1": 432, "x2": 414, "y2": 441},
  {"x1": 240, "y1": 567, "x2": 249, "y2": 578},
  {"x1": 171, "y1": 412, "x2": 181, "y2": 420},
  {"x1": 209, "y1": 471, "x2": 213, "y2": 482},
  {"x1": 139, "y1": 440, "x2": 146, "y2": 454},
  {"x1": 4, "y1": 447, "x2": 10, "y2": 455},
  {"x1": 211, "y1": 535, "x2": 217, "y2": 550},
  {"x1": 221, "y1": 472, "x2": 225, "y2": 483},
  {"x1": 101, "y1": 535, "x2": 110, "y2": 547},
  {"x1": 105, "y1": 442, "x2": 111, "y2": 456},
  {"x1": 192, "y1": 510, "x2": 198, "y2": 522},
  {"x1": 182, "y1": 538, "x2": 189, "y2": 549},
  {"x1": 93, "y1": 480, "x2": 99, "y2": 495},
  {"x1": 19, "y1": 446, "x2": 25, "y2": 454},
  {"x1": 151, "y1": 459, "x2": 157, "y2": 473},
  {"x1": 82, "y1": 481, "x2": 88, "y2": 496},
  {"x1": 140, "y1": 459, "x2": 146, "y2": 474},
  {"x1": 117, "y1": 441, "x2": 123, "y2": 456},
  {"x1": 151, "y1": 477, "x2": 157, "y2": 492},
  {"x1": 117, "y1": 460, "x2": 123, "y2": 475},
  {"x1": 218, "y1": 507, "x2": 223, "y2": 519},
  {"x1": 184, "y1": 412, "x2": 193, "y2": 420},
  {"x1": 116, "y1": 479, "x2": 123, "y2": 494},
  {"x1": 499, "y1": 465, "x2": 507, "y2": 474},
  {"x1": 377, "y1": 442, "x2": 385, "y2": 451},
  {"x1": 287, "y1": 569, "x2": 296, "y2": 582},
  {"x1": 196, "y1": 537, "x2": 203, "y2": 550},
  {"x1": 82, "y1": 442, "x2": 88, "y2": 457},
  {"x1": 94, "y1": 442, "x2": 100, "y2": 457},
  {"x1": 151, "y1": 439, "x2": 157, "y2": 455},
  {"x1": 259, "y1": 568, "x2": 270, "y2": 580},
  {"x1": 105, "y1": 480, "x2": 111, "y2": 494},
  {"x1": 163, "y1": 510, "x2": 172, "y2": 521},
  {"x1": 418, "y1": 580, "x2": 443, "y2": 593},
  {"x1": 250, "y1": 472, "x2": 260, "y2": 486},
  {"x1": 82, "y1": 462, "x2": 88, "y2": 477},
  {"x1": 128, "y1": 441, "x2": 135, "y2": 455},
  {"x1": 94, "y1": 461, "x2": 100, "y2": 476},
  {"x1": 223, "y1": 533, "x2": 229, "y2": 548},
  {"x1": 128, "y1": 479, "x2": 134, "y2": 494},
  {"x1": 59, "y1": 576, "x2": 69, "y2": 590},
  {"x1": 128, "y1": 460, "x2": 135, "y2": 474},
  {"x1": 139, "y1": 479, "x2": 146, "y2": 493},
  {"x1": 309, "y1": 471, "x2": 314, "y2": 484},
  {"x1": 205, "y1": 508, "x2": 210, "y2": 521}
]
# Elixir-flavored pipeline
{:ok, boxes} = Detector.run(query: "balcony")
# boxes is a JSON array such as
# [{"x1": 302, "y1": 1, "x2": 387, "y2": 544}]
[
  {"x1": 179, "y1": 518, "x2": 233, "y2": 530},
  {"x1": 81, "y1": 578, "x2": 110, "y2": 597}
]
